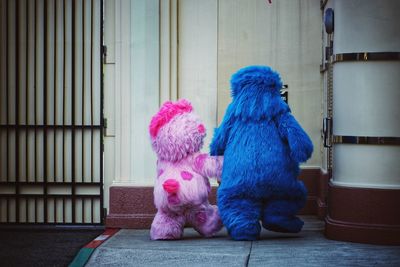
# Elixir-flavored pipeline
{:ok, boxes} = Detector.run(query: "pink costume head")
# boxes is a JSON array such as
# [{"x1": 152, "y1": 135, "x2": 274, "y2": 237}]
[{"x1": 149, "y1": 99, "x2": 206, "y2": 162}]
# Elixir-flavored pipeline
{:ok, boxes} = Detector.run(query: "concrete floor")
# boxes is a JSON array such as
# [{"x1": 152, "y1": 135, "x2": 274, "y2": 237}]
[{"x1": 86, "y1": 216, "x2": 400, "y2": 267}]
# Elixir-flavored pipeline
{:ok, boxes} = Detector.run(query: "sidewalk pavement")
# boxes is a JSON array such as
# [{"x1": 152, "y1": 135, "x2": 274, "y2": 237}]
[{"x1": 86, "y1": 216, "x2": 400, "y2": 267}]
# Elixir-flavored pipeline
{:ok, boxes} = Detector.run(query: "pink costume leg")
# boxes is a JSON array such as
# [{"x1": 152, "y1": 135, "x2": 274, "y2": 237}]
[
  {"x1": 150, "y1": 210, "x2": 186, "y2": 240},
  {"x1": 188, "y1": 203, "x2": 223, "y2": 237}
]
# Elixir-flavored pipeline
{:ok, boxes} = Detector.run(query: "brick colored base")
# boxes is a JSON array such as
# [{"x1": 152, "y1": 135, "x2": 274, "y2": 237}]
[
  {"x1": 106, "y1": 187, "x2": 155, "y2": 228},
  {"x1": 297, "y1": 168, "x2": 327, "y2": 216},
  {"x1": 325, "y1": 182, "x2": 400, "y2": 245},
  {"x1": 106, "y1": 168, "x2": 325, "y2": 229},
  {"x1": 317, "y1": 171, "x2": 329, "y2": 219}
]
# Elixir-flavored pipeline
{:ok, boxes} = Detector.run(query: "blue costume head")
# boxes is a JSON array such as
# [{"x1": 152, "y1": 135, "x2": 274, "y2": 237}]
[
  {"x1": 230, "y1": 65, "x2": 282, "y2": 97},
  {"x1": 228, "y1": 66, "x2": 288, "y2": 121}
]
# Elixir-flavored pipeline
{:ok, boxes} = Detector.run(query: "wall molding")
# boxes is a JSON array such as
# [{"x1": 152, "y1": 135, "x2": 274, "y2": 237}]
[
  {"x1": 325, "y1": 182, "x2": 400, "y2": 245},
  {"x1": 106, "y1": 168, "x2": 326, "y2": 229}
]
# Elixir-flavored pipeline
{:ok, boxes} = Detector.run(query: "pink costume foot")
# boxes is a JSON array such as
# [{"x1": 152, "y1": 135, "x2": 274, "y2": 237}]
[
  {"x1": 150, "y1": 211, "x2": 185, "y2": 240},
  {"x1": 189, "y1": 204, "x2": 223, "y2": 237}
]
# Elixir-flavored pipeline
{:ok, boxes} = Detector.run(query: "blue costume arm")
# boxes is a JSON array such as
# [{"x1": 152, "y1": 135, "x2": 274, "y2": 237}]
[
  {"x1": 210, "y1": 104, "x2": 234, "y2": 156},
  {"x1": 275, "y1": 112, "x2": 313, "y2": 163}
]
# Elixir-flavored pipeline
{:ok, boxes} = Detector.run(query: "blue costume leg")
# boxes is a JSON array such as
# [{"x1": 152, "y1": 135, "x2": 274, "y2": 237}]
[
  {"x1": 262, "y1": 181, "x2": 307, "y2": 233},
  {"x1": 218, "y1": 191, "x2": 262, "y2": 240}
]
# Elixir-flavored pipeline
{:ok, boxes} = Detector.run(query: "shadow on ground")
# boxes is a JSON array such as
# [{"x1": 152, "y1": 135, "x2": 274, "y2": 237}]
[{"x1": 0, "y1": 228, "x2": 103, "y2": 267}]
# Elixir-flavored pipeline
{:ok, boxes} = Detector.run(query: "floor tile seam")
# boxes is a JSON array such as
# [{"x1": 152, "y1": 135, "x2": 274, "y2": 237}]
[{"x1": 245, "y1": 241, "x2": 254, "y2": 267}]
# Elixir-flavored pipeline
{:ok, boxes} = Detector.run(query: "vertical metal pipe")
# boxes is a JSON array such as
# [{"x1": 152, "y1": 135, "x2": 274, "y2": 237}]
[
  {"x1": 6, "y1": 198, "x2": 9, "y2": 223},
  {"x1": 62, "y1": 197, "x2": 65, "y2": 223},
  {"x1": 82, "y1": 0, "x2": 85, "y2": 184},
  {"x1": 25, "y1": 0, "x2": 29, "y2": 183},
  {"x1": 54, "y1": 0, "x2": 57, "y2": 183},
  {"x1": 71, "y1": 0, "x2": 76, "y2": 224},
  {"x1": 54, "y1": 198, "x2": 57, "y2": 223},
  {"x1": 82, "y1": 198, "x2": 84, "y2": 223},
  {"x1": 90, "y1": 0, "x2": 94, "y2": 184},
  {"x1": 16, "y1": 0, "x2": 20, "y2": 223},
  {"x1": 34, "y1": 0, "x2": 37, "y2": 184},
  {"x1": 0, "y1": 0, "x2": 2, "y2": 185},
  {"x1": 25, "y1": 198, "x2": 28, "y2": 223},
  {"x1": 43, "y1": 0, "x2": 48, "y2": 223},
  {"x1": 5, "y1": 0, "x2": 9, "y2": 187},
  {"x1": 100, "y1": 0, "x2": 104, "y2": 224},
  {"x1": 62, "y1": 0, "x2": 66, "y2": 184},
  {"x1": 91, "y1": 197, "x2": 93, "y2": 223},
  {"x1": 34, "y1": 197, "x2": 37, "y2": 223}
]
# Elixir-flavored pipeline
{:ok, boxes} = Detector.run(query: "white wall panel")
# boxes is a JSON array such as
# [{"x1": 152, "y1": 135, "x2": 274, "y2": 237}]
[
  {"x1": 130, "y1": 0, "x2": 159, "y2": 184},
  {"x1": 114, "y1": 0, "x2": 132, "y2": 182},
  {"x1": 178, "y1": 0, "x2": 218, "y2": 153},
  {"x1": 107, "y1": 0, "x2": 160, "y2": 187}
]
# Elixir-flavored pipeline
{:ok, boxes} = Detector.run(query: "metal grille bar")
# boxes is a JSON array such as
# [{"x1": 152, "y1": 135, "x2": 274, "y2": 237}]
[
  {"x1": 0, "y1": 125, "x2": 102, "y2": 129},
  {"x1": 332, "y1": 52, "x2": 400, "y2": 63},
  {"x1": 333, "y1": 136, "x2": 400, "y2": 146},
  {"x1": 0, "y1": 0, "x2": 103, "y2": 226}
]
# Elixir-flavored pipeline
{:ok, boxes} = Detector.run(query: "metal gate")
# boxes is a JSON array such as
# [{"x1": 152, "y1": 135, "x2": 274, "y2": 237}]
[
  {"x1": 321, "y1": 5, "x2": 334, "y2": 178},
  {"x1": 0, "y1": 0, "x2": 104, "y2": 225}
]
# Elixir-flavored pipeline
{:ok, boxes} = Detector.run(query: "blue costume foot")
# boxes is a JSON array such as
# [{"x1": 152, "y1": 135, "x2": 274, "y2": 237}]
[
  {"x1": 229, "y1": 221, "x2": 261, "y2": 241},
  {"x1": 262, "y1": 215, "x2": 304, "y2": 233},
  {"x1": 262, "y1": 197, "x2": 306, "y2": 233},
  {"x1": 217, "y1": 192, "x2": 262, "y2": 241}
]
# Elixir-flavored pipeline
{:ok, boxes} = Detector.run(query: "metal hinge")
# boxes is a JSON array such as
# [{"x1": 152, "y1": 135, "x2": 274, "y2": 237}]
[
  {"x1": 102, "y1": 45, "x2": 107, "y2": 64},
  {"x1": 320, "y1": 0, "x2": 328, "y2": 10},
  {"x1": 102, "y1": 118, "x2": 115, "y2": 137},
  {"x1": 323, "y1": 117, "x2": 332, "y2": 148},
  {"x1": 103, "y1": 118, "x2": 108, "y2": 136},
  {"x1": 320, "y1": 62, "x2": 329, "y2": 73}
]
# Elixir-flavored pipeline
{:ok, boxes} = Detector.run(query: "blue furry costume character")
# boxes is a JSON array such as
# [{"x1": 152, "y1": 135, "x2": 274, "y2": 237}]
[{"x1": 210, "y1": 66, "x2": 313, "y2": 240}]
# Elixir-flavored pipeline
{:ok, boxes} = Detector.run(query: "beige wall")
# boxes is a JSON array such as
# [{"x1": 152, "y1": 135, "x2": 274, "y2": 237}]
[
  {"x1": 217, "y1": 0, "x2": 323, "y2": 167},
  {"x1": 103, "y1": 0, "x2": 324, "y2": 210}
]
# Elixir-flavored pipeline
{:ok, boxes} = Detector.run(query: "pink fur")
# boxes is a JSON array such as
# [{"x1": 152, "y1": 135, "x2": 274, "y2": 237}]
[
  {"x1": 181, "y1": 171, "x2": 193, "y2": 180},
  {"x1": 198, "y1": 124, "x2": 206, "y2": 134},
  {"x1": 149, "y1": 99, "x2": 193, "y2": 139},
  {"x1": 194, "y1": 153, "x2": 223, "y2": 182},
  {"x1": 151, "y1": 112, "x2": 205, "y2": 162},
  {"x1": 194, "y1": 154, "x2": 207, "y2": 171},
  {"x1": 149, "y1": 99, "x2": 223, "y2": 240}
]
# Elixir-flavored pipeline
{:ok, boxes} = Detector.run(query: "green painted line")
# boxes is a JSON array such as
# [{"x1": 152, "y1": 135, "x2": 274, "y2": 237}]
[{"x1": 68, "y1": 248, "x2": 95, "y2": 267}]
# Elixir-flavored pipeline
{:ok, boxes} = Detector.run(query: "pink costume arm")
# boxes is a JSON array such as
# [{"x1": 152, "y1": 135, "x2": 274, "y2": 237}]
[{"x1": 193, "y1": 154, "x2": 223, "y2": 181}]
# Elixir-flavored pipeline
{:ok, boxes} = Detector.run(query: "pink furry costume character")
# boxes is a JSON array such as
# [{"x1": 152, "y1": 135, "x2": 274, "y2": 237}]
[{"x1": 149, "y1": 99, "x2": 223, "y2": 240}]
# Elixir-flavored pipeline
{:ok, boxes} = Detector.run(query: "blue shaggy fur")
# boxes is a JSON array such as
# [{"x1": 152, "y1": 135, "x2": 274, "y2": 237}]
[{"x1": 210, "y1": 66, "x2": 313, "y2": 240}]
